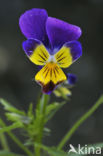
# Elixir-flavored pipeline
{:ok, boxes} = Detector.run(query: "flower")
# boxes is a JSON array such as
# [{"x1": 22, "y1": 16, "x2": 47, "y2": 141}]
[
  {"x1": 67, "y1": 73, "x2": 77, "y2": 85},
  {"x1": 19, "y1": 8, "x2": 82, "y2": 94},
  {"x1": 53, "y1": 74, "x2": 77, "y2": 99}
]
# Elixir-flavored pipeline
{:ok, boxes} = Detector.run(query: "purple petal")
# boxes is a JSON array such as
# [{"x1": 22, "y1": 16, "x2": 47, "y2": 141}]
[
  {"x1": 19, "y1": 9, "x2": 48, "y2": 45},
  {"x1": 67, "y1": 73, "x2": 77, "y2": 85},
  {"x1": 46, "y1": 17, "x2": 82, "y2": 49},
  {"x1": 22, "y1": 38, "x2": 41, "y2": 56},
  {"x1": 42, "y1": 81, "x2": 56, "y2": 94},
  {"x1": 64, "y1": 41, "x2": 82, "y2": 61}
]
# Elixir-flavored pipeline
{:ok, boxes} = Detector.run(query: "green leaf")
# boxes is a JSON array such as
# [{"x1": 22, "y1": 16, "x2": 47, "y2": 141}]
[
  {"x1": 46, "y1": 102, "x2": 65, "y2": 122},
  {"x1": 0, "y1": 151, "x2": 23, "y2": 156},
  {"x1": 0, "y1": 119, "x2": 32, "y2": 156},
  {"x1": 46, "y1": 102, "x2": 60, "y2": 115},
  {"x1": 44, "y1": 127, "x2": 51, "y2": 133},
  {"x1": 0, "y1": 99, "x2": 25, "y2": 115},
  {"x1": 27, "y1": 103, "x2": 34, "y2": 117},
  {"x1": 6, "y1": 112, "x2": 31, "y2": 124},
  {"x1": 0, "y1": 122, "x2": 22, "y2": 133},
  {"x1": 26, "y1": 111, "x2": 44, "y2": 138},
  {"x1": 0, "y1": 119, "x2": 10, "y2": 151},
  {"x1": 43, "y1": 127, "x2": 51, "y2": 136},
  {"x1": 24, "y1": 139, "x2": 34, "y2": 147}
]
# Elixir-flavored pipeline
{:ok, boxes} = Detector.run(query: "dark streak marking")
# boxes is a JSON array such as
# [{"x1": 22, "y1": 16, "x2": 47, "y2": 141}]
[
  {"x1": 55, "y1": 66, "x2": 59, "y2": 69},
  {"x1": 55, "y1": 67, "x2": 59, "y2": 74},
  {"x1": 53, "y1": 69, "x2": 57, "y2": 78},
  {"x1": 58, "y1": 62, "x2": 65, "y2": 64},
  {"x1": 50, "y1": 69, "x2": 52, "y2": 78},
  {"x1": 38, "y1": 60, "x2": 44, "y2": 63},
  {"x1": 43, "y1": 66, "x2": 48, "y2": 74},
  {"x1": 40, "y1": 48, "x2": 48, "y2": 59},
  {"x1": 56, "y1": 80, "x2": 64, "y2": 85},
  {"x1": 45, "y1": 69, "x2": 49, "y2": 78},
  {"x1": 56, "y1": 52, "x2": 64, "y2": 60},
  {"x1": 58, "y1": 56, "x2": 66, "y2": 62},
  {"x1": 38, "y1": 54, "x2": 46, "y2": 61}
]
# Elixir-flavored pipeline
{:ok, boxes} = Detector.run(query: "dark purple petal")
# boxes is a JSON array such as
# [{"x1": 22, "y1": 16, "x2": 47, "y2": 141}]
[
  {"x1": 19, "y1": 9, "x2": 48, "y2": 45},
  {"x1": 67, "y1": 73, "x2": 77, "y2": 85},
  {"x1": 64, "y1": 41, "x2": 82, "y2": 61},
  {"x1": 46, "y1": 17, "x2": 82, "y2": 49},
  {"x1": 42, "y1": 81, "x2": 56, "y2": 94},
  {"x1": 38, "y1": 65, "x2": 43, "y2": 70},
  {"x1": 22, "y1": 38, "x2": 41, "y2": 56}
]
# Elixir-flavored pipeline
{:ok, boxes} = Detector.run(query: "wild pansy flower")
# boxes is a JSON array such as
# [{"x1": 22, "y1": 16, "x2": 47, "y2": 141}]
[{"x1": 19, "y1": 8, "x2": 82, "y2": 94}]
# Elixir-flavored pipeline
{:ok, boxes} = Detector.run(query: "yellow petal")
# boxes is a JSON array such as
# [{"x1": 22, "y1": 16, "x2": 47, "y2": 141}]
[
  {"x1": 29, "y1": 44, "x2": 50, "y2": 65},
  {"x1": 55, "y1": 46, "x2": 72, "y2": 68},
  {"x1": 35, "y1": 62, "x2": 67, "y2": 93}
]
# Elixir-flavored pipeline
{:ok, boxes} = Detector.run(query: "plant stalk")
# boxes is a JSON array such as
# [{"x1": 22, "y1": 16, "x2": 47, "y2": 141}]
[
  {"x1": 0, "y1": 119, "x2": 32, "y2": 156},
  {"x1": 0, "y1": 121, "x2": 10, "y2": 151},
  {"x1": 57, "y1": 95, "x2": 103, "y2": 150},
  {"x1": 35, "y1": 93, "x2": 49, "y2": 156}
]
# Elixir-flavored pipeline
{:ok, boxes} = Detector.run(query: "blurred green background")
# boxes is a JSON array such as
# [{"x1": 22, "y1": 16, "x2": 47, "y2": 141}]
[{"x1": 0, "y1": 0, "x2": 103, "y2": 154}]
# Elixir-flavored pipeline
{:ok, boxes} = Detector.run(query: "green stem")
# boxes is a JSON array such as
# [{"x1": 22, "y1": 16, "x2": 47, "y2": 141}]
[
  {"x1": 0, "y1": 122, "x2": 22, "y2": 133},
  {"x1": 35, "y1": 94, "x2": 49, "y2": 156},
  {"x1": 0, "y1": 119, "x2": 10, "y2": 151},
  {"x1": 0, "y1": 126, "x2": 10, "y2": 151},
  {"x1": 0, "y1": 119, "x2": 33, "y2": 156},
  {"x1": 58, "y1": 95, "x2": 103, "y2": 150},
  {"x1": 7, "y1": 133, "x2": 32, "y2": 156}
]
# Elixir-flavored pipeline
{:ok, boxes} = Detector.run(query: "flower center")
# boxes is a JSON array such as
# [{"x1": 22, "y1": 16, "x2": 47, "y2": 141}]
[{"x1": 48, "y1": 55, "x2": 56, "y2": 63}]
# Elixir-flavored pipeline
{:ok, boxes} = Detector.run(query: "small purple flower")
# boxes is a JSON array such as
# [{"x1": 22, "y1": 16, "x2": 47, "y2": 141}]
[
  {"x1": 67, "y1": 73, "x2": 77, "y2": 85},
  {"x1": 19, "y1": 8, "x2": 82, "y2": 94}
]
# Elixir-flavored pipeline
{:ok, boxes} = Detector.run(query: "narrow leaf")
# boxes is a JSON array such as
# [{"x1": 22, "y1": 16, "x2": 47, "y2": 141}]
[
  {"x1": 28, "y1": 103, "x2": 34, "y2": 117},
  {"x1": 0, "y1": 99, "x2": 25, "y2": 115},
  {"x1": 0, "y1": 122, "x2": 22, "y2": 133},
  {"x1": 6, "y1": 113, "x2": 31, "y2": 124},
  {"x1": 46, "y1": 102, "x2": 65, "y2": 122}
]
